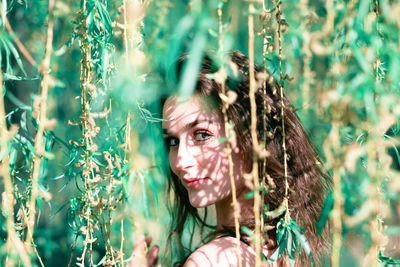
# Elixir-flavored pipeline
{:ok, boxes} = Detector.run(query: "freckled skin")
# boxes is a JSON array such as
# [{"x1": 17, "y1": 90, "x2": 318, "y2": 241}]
[{"x1": 162, "y1": 95, "x2": 246, "y2": 209}]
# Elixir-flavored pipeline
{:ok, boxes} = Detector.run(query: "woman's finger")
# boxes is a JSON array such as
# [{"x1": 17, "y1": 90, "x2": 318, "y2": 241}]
[
  {"x1": 130, "y1": 234, "x2": 147, "y2": 267},
  {"x1": 131, "y1": 234, "x2": 146, "y2": 256},
  {"x1": 146, "y1": 245, "x2": 159, "y2": 266}
]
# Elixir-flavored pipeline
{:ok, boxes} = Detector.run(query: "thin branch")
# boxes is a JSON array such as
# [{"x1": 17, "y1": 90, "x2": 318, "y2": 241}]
[
  {"x1": 78, "y1": 0, "x2": 97, "y2": 264},
  {"x1": 0, "y1": 68, "x2": 31, "y2": 267},
  {"x1": 5, "y1": 16, "x2": 37, "y2": 66},
  {"x1": 68, "y1": 234, "x2": 79, "y2": 267},
  {"x1": 274, "y1": 0, "x2": 290, "y2": 222},
  {"x1": 19, "y1": 200, "x2": 45, "y2": 267},
  {"x1": 217, "y1": 5, "x2": 243, "y2": 267},
  {"x1": 26, "y1": 0, "x2": 55, "y2": 245},
  {"x1": 329, "y1": 122, "x2": 343, "y2": 267},
  {"x1": 247, "y1": 2, "x2": 262, "y2": 267}
]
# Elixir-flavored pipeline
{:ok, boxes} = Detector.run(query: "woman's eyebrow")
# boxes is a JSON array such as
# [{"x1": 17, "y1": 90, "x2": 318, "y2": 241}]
[{"x1": 162, "y1": 119, "x2": 214, "y2": 135}]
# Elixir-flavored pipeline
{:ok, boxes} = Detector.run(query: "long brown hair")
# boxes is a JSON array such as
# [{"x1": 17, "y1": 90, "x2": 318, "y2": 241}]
[{"x1": 164, "y1": 50, "x2": 331, "y2": 265}]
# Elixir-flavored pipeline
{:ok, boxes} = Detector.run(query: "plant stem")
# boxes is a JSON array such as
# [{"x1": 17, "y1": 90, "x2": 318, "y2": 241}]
[
  {"x1": 19, "y1": 200, "x2": 45, "y2": 267},
  {"x1": 27, "y1": 0, "x2": 55, "y2": 245},
  {"x1": 78, "y1": 0, "x2": 96, "y2": 265},
  {"x1": 120, "y1": 198, "x2": 125, "y2": 266},
  {"x1": 4, "y1": 17, "x2": 37, "y2": 66},
  {"x1": 0, "y1": 67, "x2": 31, "y2": 267},
  {"x1": 247, "y1": 2, "x2": 261, "y2": 266},
  {"x1": 274, "y1": 0, "x2": 290, "y2": 222},
  {"x1": 330, "y1": 123, "x2": 342, "y2": 267},
  {"x1": 217, "y1": 5, "x2": 242, "y2": 267}
]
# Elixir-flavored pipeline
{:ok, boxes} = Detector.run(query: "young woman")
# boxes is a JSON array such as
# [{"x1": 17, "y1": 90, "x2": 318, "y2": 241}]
[{"x1": 131, "y1": 51, "x2": 331, "y2": 266}]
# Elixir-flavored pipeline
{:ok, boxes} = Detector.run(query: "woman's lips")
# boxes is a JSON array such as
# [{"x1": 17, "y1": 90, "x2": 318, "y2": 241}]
[{"x1": 182, "y1": 178, "x2": 206, "y2": 188}]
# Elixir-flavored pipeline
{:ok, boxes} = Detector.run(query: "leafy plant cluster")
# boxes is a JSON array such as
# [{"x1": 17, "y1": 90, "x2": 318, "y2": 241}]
[{"x1": 0, "y1": 0, "x2": 399, "y2": 266}]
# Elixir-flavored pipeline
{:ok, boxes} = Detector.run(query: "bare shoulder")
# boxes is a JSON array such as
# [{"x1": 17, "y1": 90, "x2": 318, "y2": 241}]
[{"x1": 184, "y1": 236, "x2": 256, "y2": 267}]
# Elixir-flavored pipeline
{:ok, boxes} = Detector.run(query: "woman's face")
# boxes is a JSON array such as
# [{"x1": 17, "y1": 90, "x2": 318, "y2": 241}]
[{"x1": 162, "y1": 95, "x2": 246, "y2": 208}]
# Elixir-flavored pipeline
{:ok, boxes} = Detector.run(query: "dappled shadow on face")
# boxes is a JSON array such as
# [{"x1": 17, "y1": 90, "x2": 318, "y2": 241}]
[{"x1": 163, "y1": 96, "x2": 246, "y2": 211}]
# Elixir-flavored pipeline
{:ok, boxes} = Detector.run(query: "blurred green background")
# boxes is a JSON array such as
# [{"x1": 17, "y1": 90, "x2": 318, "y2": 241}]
[{"x1": 0, "y1": 0, "x2": 399, "y2": 266}]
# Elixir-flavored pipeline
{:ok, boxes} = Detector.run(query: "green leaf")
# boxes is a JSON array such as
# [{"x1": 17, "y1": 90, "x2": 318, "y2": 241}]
[
  {"x1": 241, "y1": 226, "x2": 255, "y2": 237},
  {"x1": 290, "y1": 219, "x2": 314, "y2": 264},
  {"x1": 15, "y1": 134, "x2": 36, "y2": 156},
  {"x1": 217, "y1": 1, "x2": 224, "y2": 9},
  {"x1": 383, "y1": 226, "x2": 400, "y2": 236},
  {"x1": 245, "y1": 191, "x2": 255, "y2": 199},
  {"x1": 350, "y1": 42, "x2": 370, "y2": 74},
  {"x1": 166, "y1": 15, "x2": 194, "y2": 85},
  {"x1": 5, "y1": 90, "x2": 32, "y2": 111},
  {"x1": 4, "y1": 37, "x2": 27, "y2": 76},
  {"x1": 94, "y1": 0, "x2": 112, "y2": 38},
  {"x1": 101, "y1": 43, "x2": 110, "y2": 83},
  {"x1": 96, "y1": 255, "x2": 107, "y2": 266},
  {"x1": 51, "y1": 174, "x2": 65, "y2": 180},
  {"x1": 145, "y1": 170, "x2": 159, "y2": 213},
  {"x1": 317, "y1": 190, "x2": 334, "y2": 235},
  {"x1": 3, "y1": 73, "x2": 36, "y2": 81},
  {"x1": 139, "y1": 170, "x2": 150, "y2": 218},
  {"x1": 356, "y1": 0, "x2": 371, "y2": 25},
  {"x1": 1, "y1": 38, "x2": 11, "y2": 73},
  {"x1": 92, "y1": 156, "x2": 105, "y2": 167},
  {"x1": 264, "y1": 200, "x2": 286, "y2": 219},
  {"x1": 218, "y1": 137, "x2": 226, "y2": 143},
  {"x1": 269, "y1": 220, "x2": 289, "y2": 263},
  {"x1": 379, "y1": 251, "x2": 400, "y2": 264},
  {"x1": 208, "y1": 28, "x2": 218, "y2": 37},
  {"x1": 177, "y1": 24, "x2": 207, "y2": 98},
  {"x1": 267, "y1": 244, "x2": 282, "y2": 263},
  {"x1": 36, "y1": 195, "x2": 42, "y2": 223},
  {"x1": 8, "y1": 144, "x2": 17, "y2": 169},
  {"x1": 384, "y1": 134, "x2": 400, "y2": 168}
]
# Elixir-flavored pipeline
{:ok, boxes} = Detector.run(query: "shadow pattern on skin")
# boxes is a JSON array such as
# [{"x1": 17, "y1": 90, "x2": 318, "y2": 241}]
[{"x1": 184, "y1": 236, "x2": 256, "y2": 267}]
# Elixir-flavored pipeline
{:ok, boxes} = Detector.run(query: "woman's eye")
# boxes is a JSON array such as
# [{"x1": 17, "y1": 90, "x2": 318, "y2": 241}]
[
  {"x1": 194, "y1": 131, "x2": 212, "y2": 142},
  {"x1": 165, "y1": 137, "x2": 179, "y2": 148}
]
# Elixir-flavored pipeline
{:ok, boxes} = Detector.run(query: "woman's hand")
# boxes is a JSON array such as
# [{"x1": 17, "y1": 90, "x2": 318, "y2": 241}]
[{"x1": 129, "y1": 234, "x2": 161, "y2": 267}]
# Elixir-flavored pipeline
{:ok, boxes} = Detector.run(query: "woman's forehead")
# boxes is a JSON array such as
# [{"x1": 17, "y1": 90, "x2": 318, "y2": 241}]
[{"x1": 162, "y1": 95, "x2": 220, "y2": 130}]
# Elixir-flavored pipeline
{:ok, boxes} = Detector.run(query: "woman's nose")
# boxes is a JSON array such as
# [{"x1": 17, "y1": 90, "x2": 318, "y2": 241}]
[{"x1": 172, "y1": 141, "x2": 196, "y2": 172}]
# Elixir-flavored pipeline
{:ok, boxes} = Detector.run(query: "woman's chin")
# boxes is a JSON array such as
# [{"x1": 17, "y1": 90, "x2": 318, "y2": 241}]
[{"x1": 189, "y1": 196, "x2": 213, "y2": 208}]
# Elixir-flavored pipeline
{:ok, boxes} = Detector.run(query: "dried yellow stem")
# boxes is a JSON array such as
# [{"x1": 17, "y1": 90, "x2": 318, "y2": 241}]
[
  {"x1": 330, "y1": 122, "x2": 343, "y2": 267},
  {"x1": 247, "y1": 2, "x2": 262, "y2": 267},
  {"x1": 78, "y1": 1, "x2": 96, "y2": 265},
  {"x1": 19, "y1": 200, "x2": 45, "y2": 267},
  {"x1": 120, "y1": 112, "x2": 131, "y2": 265},
  {"x1": 0, "y1": 68, "x2": 31, "y2": 267},
  {"x1": 217, "y1": 6, "x2": 242, "y2": 267},
  {"x1": 274, "y1": 0, "x2": 290, "y2": 222},
  {"x1": 27, "y1": 0, "x2": 55, "y2": 245},
  {"x1": 260, "y1": 2, "x2": 273, "y2": 242}
]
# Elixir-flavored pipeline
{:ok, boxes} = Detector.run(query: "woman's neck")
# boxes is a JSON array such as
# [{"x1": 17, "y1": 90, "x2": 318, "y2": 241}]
[{"x1": 215, "y1": 186, "x2": 254, "y2": 231}]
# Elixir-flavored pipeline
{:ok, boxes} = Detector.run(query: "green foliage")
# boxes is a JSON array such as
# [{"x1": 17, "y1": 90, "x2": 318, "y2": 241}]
[
  {"x1": 268, "y1": 217, "x2": 314, "y2": 266},
  {"x1": 0, "y1": 0, "x2": 399, "y2": 266}
]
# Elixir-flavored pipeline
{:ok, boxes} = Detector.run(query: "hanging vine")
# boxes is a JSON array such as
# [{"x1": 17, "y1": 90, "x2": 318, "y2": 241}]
[
  {"x1": 247, "y1": 1, "x2": 262, "y2": 266},
  {"x1": 216, "y1": 1, "x2": 243, "y2": 267}
]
